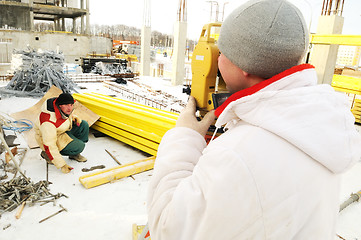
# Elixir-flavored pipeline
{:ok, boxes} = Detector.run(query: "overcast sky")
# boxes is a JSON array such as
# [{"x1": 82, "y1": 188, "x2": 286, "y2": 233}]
[{"x1": 88, "y1": 0, "x2": 361, "y2": 40}]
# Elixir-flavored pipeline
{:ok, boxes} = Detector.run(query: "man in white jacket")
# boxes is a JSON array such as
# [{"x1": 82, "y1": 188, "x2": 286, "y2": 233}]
[{"x1": 147, "y1": 0, "x2": 361, "y2": 239}]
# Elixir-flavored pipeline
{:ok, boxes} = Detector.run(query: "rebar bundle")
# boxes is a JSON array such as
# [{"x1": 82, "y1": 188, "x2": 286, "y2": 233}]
[
  {"x1": 0, "y1": 175, "x2": 67, "y2": 216},
  {"x1": 0, "y1": 48, "x2": 77, "y2": 98}
]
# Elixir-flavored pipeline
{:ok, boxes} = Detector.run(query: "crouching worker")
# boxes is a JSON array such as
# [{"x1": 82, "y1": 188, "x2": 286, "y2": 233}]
[{"x1": 35, "y1": 93, "x2": 89, "y2": 173}]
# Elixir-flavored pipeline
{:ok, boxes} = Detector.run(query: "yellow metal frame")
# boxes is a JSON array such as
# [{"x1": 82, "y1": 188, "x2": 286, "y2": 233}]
[{"x1": 310, "y1": 34, "x2": 361, "y2": 46}]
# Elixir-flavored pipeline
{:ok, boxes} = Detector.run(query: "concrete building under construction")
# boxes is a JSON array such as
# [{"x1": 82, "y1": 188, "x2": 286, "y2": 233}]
[{"x1": 0, "y1": 0, "x2": 112, "y2": 74}]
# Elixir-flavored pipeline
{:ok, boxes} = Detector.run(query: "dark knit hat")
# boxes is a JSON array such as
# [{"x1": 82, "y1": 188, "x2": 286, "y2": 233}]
[
  {"x1": 56, "y1": 93, "x2": 74, "y2": 105},
  {"x1": 218, "y1": 0, "x2": 309, "y2": 79}
]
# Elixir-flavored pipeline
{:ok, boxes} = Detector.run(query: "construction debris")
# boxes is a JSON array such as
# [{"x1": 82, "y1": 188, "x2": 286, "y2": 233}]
[
  {"x1": 0, "y1": 175, "x2": 68, "y2": 216},
  {"x1": 0, "y1": 48, "x2": 77, "y2": 98},
  {"x1": 39, "y1": 204, "x2": 67, "y2": 223},
  {"x1": 81, "y1": 165, "x2": 106, "y2": 172}
]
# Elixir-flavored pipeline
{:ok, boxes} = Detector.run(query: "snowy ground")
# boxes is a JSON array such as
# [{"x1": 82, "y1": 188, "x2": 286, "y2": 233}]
[
  {"x1": 0, "y1": 96, "x2": 151, "y2": 240},
  {"x1": 0, "y1": 77, "x2": 361, "y2": 240},
  {"x1": 0, "y1": 77, "x2": 186, "y2": 240}
]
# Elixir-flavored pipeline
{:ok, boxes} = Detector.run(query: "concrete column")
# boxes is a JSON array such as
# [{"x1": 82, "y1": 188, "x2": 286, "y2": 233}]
[
  {"x1": 72, "y1": 18, "x2": 76, "y2": 33},
  {"x1": 29, "y1": 0, "x2": 34, "y2": 31},
  {"x1": 54, "y1": 19, "x2": 59, "y2": 31},
  {"x1": 141, "y1": 25, "x2": 151, "y2": 76},
  {"x1": 309, "y1": 15, "x2": 344, "y2": 85},
  {"x1": 61, "y1": 18, "x2": 65, "y2": 31},
  {"x1": 80, "y1": 0, "x2": 84, "y2": 34},
  {"x1": 171, "y1": 21, "x2": 187, "y2": 86},
  {"x1": 85, "y1": 0, "x2": 90, "y2": 35}
]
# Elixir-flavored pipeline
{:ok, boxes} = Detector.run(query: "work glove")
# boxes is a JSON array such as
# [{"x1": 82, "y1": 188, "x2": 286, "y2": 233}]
[
  {"x1": 73, "y1": 116, "x2": 82, "y2": 127},
  {"x1": 176, "y1": 96, "x2": 216, "y2": 137},
  {"x1": 61, "y1": 164, "x2": 73, "y2": 174}
]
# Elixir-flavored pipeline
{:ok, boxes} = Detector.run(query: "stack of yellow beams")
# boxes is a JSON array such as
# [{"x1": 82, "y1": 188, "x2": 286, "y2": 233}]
[
  {"x1": 351, "y1": 99, "x2": 361, "y2": 124},
  {"x1": 332, "y1": 75, "x2": 361, "y2": 95},
  {"x1": 73, "y1": 93, "x2": 179, "y2": 155}
]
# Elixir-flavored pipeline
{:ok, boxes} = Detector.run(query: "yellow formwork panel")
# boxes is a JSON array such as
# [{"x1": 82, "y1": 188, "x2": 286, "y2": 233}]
[
  {"x1": 332, "y1": 86, "x2": 361, "y2": 95},
  {"x1": 310, "y1": 34, "x2": 361, "y2": 46},
  {"x1": 73, "y1": 96, "x2": 175, "y2": 137},
  {"x1": 77, "y1": 101, "x2": 169, "y2": 137},
  {"x1": 332, "y1": 75, "x2": 361, "y2": 94},
  {"x1": 73, "y1": 94, "x2": 177, "y2": 131},
  {"x1": 95, "y1": 120, "x2": 159, "y2": 150},
  {"x1": 92, "y1": 124, "x2": 157, "y2": 156},
  {"x1": 73, "y1": 92, "x2": 178, "y2": 155},
  {"x1": 351, "y1": 109, "x2": 361, "y2": 115},
  {"x1": 87, "y1": 92, "x2": 178, "y2": 120},
  {"x1": 77, "y1": 93, "x2": 178, "y2": 125},
  {"x1": 100, "y1": 115, "x2": 163, "y2": 143},
  {"x1": 79, "y1": 156, "x2": 156, "y2": 189}
]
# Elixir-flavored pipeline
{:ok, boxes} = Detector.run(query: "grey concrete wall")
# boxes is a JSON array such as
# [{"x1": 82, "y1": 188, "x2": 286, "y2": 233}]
[
  {"x1": 0, "y1": 30, "x2": 112, "y2": 74},
  {"x1": 90, "y1": 36, "x2": 112, "y2": 55},
  {"x1": 0, "y1": 5, "x2": 32, "y2": 30}
]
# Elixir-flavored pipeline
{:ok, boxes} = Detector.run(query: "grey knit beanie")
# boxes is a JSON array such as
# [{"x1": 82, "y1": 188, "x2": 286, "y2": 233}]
[{"x1": 218, "y1": 0, "x2": 309, "y2": 79}]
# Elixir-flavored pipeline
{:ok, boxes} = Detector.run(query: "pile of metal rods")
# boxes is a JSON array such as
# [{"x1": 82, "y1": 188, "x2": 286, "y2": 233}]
[
  {"x1": 0, "y1": 124, "x2": 67, "y2": 218},
  {"x1": 0, "y1": 175, "x2": 68, "y2": 217},
  {"x1": 0, "y1": 48, "x2": 77, "y2": 97}
]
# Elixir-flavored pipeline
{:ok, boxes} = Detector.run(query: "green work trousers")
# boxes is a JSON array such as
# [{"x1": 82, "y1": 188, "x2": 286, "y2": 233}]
[{"x1": 60, "y1": 120, "x2": 89, "y2": 156}]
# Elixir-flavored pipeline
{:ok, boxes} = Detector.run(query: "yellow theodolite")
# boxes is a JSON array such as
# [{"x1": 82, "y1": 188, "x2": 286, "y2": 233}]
[{"x1": 190, "y1": 23, "x2": 230, "y2": 114}]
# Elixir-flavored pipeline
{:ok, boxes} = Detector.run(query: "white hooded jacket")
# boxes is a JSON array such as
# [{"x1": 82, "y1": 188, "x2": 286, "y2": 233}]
[{"x1": 147, "y1": 64, "x2": 361, "y2": 240}]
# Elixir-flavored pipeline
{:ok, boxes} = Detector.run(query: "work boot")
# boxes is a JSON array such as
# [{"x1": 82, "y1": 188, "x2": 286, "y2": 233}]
[
  {"x1": 40, "y1": 151, "x2": 53, "y2": 165},
  {"x1": 69, "y1": 154, "x2": 87, "y2": 162}
]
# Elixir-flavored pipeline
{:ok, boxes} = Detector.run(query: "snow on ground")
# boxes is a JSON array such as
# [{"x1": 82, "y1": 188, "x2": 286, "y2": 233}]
[
  {"x1": 0, "y1": 77, "x2": 186, "y2": 240},
  {"x1": 1, "y1": 77, "x2": 361, "y2": 240}
]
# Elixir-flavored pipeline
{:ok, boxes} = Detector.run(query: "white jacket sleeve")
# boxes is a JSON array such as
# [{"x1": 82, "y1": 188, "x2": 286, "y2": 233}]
[{"x1": 147, "y1": 127, "x2": 262, "y2": 240}]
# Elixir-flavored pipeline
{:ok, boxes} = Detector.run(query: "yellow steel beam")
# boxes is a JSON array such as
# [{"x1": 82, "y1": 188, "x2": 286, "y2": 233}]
[
  {"x1": 73, "y1": 92, "x2": 179, "y2": 156},
  {"x1": 100, "y1": 115, "x2": 163, "y2": 143},
  {"x1": 90, "y1": 92, "x2": 178, "y2": 120},
  {"x1": 75, "y1": 93, "x2": 178, "y2": 124},
  {"x1": 332, "y1": 74, "x2": 361, "y2": 94},
  {"x1": 95, "y1": 120, "x2": 159, "y2": 150},
  {"x1": 80, "y1": 102, "x2": 170, "y2": 138},
  {"x1": 76, "y1": 101, "x2": 168, "y2": 137},
  {"x1": 310, "y1": 34, "x2": 361, "y2": 46},
  {"x1": 73, "y1": 94, "x2": 176, "y2": 136},
  {"x1": 92, "y1": 124, "x2": 157, "y2": 156},
  {"x1": 74, "y1": 93, "x2": 177, "y2": 130},
  {"x1": 79, "y1": 156, "x2": 156, "y2": 189}
]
